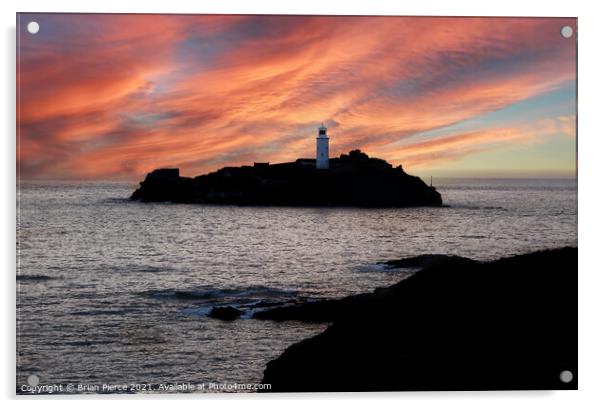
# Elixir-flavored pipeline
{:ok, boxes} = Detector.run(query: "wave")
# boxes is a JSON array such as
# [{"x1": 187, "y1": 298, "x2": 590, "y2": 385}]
[
  {"x1": 71, "y1": 309, "x2": 131, "y2": 317},
  {"x1": 180, "y1": 299, "x2": 300, "y2": 319},
  {"x1": 146, "y1": 285, "x2": 298, "y2": 302},
  {"x1": 63, "y1": 340, "x2": 117, "y2": 346},
  {"x1": 354, "y1": 263, "x2": 394, "y2": 273},
  {"x1": 355, "y1": 263, "x2": 420, "y2": 274},
  {"x1": 449, "y1": 204, "x2": 508, "y2": 211},
  {"x1": 93, "y1": 264, "x2": 178, "y2": 274},
  {"x1": 16, "y1": 274, "x2": 55, "y2": 282},
  {"x1": 123, "y1": 265, "x2": 175, "y2": 274},
  {"x1": 144, "y1": 285, "x2": 302, "y2": 318},
  {"x1": 100, "y1": 197, "x2": 131, "y2": 204}
]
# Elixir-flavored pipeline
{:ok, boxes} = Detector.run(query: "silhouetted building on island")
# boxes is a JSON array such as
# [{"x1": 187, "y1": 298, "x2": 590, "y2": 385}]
[{"x1": 316, "y1": 123, "x2": 329, "y2": 170}]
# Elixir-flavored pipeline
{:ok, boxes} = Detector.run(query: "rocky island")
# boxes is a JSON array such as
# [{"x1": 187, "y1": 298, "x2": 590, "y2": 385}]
[{"x1": 130, "y1": 149, "x2": 442, "y2": 207}]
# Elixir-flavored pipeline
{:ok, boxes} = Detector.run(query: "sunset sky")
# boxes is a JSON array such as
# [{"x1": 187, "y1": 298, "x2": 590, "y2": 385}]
[{"x1": 17, "y1": 14, "x2": 576, "y2": 180}]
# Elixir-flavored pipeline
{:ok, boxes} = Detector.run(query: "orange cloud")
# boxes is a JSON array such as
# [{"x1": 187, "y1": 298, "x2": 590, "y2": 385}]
[
  {"x1": 385, "y1": 115, "x2": 576, "y2": 169},
  {"x1": 16, "y1": 15, "x2": 576, "y2": 180}
]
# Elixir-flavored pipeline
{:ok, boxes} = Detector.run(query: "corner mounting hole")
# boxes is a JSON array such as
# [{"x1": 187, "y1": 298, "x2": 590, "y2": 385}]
[
  {"x1": 561, "y1": 25, "x2": 573, "y2": 39},
  {"x1": 27, "y1": 374, "x2": 39, "y2": 386},
  {"x1": 559, "y1": 370, "x2": 573, "y2": 383},
  {"x1": 27, "y1": 21, "x2": 40, "y2": 34}
]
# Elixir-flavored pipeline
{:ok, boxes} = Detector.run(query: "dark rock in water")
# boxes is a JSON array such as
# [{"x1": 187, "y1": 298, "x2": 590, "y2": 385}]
[
  {"x1": 259, "y1": 247, "x2": 577, "y2": 391},
  {"x1": 208, "y1": 306, "x2": 243, "y2": 321},
  {"x1": 130, "y1": 150, "x2": 442, "y2": 207}
]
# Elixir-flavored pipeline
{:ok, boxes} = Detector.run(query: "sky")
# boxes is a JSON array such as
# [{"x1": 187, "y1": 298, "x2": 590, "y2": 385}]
[{"x1": 17, "y1": 14, "x2": 577, "y2": 180}]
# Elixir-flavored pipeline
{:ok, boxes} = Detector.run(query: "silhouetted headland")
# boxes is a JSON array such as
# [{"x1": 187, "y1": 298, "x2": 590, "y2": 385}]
[
  {"x1": 255, "y1": 247, "x2": 577, "y2": 391},
  {"x1": 130, "y1": 150, "x2": 442, "y2": 207}
]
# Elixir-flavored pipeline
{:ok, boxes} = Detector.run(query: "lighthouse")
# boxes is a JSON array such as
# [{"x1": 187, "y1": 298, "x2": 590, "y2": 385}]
[{"x1": 316, "y1": 123, "x2": 329, "y2": 170}]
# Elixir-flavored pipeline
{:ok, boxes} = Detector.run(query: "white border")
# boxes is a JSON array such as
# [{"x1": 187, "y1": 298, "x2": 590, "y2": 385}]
[{"x1": 3, "y1": 1, "x2": 601, "y2": 407}]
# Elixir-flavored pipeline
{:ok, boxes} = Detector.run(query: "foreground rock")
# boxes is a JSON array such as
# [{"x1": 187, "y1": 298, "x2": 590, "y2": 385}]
[
  {"x1": 130, "y1": 150, "x2": 442, "y2": 207},
  {"x1": 258, "y1": 247, "x2": 577, "y2": 391}
]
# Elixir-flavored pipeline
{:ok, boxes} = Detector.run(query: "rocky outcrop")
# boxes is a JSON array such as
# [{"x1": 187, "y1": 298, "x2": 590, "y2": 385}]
[
  {"x1": 130, "y1": 150, "x2": 442, "y2": 207},
  {"x1": 258, "y1": 247, "x2": 577, "y2": 391},
  {"x1": 208, "y1": 306, "x2": 243, "y2": 321},
  {"x1": 130, "y1": 168, "x2": 195, "y2": 203}
]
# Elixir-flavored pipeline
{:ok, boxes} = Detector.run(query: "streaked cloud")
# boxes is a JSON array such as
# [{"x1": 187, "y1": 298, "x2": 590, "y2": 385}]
[{"x1": 17, "y1": 15, "x2": 576, "y2": 179}]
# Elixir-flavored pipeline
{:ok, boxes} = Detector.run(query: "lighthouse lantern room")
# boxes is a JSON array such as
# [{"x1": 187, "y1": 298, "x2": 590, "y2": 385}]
[{"x1": 316, "y1": 123, "x2": 330, "y2": 170}]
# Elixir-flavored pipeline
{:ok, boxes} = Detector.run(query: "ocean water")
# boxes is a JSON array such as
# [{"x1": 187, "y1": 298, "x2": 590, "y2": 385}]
[{"x1": 16, "y1": 178, "x2": 577, "y2": 393}]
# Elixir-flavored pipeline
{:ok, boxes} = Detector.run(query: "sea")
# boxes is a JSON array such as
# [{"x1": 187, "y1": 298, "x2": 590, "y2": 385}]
[{"x1": 16, "y1": 178, "x2": 577, "y2": 393}]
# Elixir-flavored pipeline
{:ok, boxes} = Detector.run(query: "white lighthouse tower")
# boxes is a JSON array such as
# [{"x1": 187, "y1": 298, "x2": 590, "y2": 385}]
[{"x1": 316, "y1": 123, "x2": 330, "y2": 170}]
